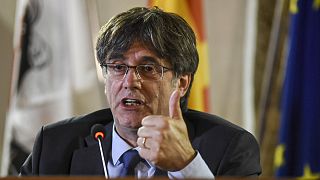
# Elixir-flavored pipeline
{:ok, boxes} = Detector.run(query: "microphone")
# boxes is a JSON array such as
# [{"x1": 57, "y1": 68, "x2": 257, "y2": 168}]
[{"x1": 91, "y1": 124, "x2": 109, "y2": 179}]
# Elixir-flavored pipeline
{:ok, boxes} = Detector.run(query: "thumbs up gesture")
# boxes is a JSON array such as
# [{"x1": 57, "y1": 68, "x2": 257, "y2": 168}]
[{"x1": 137, "y1": 89, "x2": 196, "y2": 171}]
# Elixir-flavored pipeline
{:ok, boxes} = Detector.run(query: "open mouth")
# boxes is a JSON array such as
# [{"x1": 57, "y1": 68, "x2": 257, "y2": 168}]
[{"x1": 121, "y1": 98, "x2": 143, "y2": 106}]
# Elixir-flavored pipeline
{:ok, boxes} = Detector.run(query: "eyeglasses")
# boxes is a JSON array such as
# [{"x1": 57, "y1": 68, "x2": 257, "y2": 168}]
[{"x1": 100, "y1": 63, "x2": 172, "y2": 81}]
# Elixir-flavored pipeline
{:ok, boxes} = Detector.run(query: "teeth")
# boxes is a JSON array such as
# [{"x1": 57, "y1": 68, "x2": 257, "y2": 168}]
[{"x1": 124, "y1": 99, "x2": 141, "y2": 106}]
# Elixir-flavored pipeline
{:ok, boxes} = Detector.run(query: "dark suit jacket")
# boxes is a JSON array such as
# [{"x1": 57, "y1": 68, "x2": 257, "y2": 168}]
[{"x1": 20, "y1": 108, "x2": 261, "y2": 176}]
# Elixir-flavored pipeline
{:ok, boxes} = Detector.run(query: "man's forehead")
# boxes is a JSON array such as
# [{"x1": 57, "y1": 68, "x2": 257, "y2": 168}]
[{"x1": 107, "y1": 43, "x2": 168, "y2": 65}]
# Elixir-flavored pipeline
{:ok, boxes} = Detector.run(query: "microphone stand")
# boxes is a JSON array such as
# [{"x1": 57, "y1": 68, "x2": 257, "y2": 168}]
[{"x1": 97, "y1": 137, "x2": 108, "y2": 179}]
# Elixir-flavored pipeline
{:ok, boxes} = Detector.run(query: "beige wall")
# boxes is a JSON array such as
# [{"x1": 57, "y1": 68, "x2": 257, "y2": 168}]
[{"x1": 205, "y1": 0, "x2": 248, "y2": 127}]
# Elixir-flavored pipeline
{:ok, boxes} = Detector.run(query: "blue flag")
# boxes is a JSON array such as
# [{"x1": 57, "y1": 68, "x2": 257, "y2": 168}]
[{"x1": 275, "y1": 0, "x2": 320, "y2": 177}]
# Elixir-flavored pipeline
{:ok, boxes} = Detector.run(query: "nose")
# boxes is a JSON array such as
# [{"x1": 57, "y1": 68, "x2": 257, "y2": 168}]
[{"x1": 123, "y1": 68, "x2": 142, "y2": 89}]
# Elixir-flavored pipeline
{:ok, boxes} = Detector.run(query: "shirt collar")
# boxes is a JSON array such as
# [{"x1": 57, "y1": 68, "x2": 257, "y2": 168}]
[
  {"x1": 111, "y1": 124, "x2": 133, "y2": 165},
  {"x1": 111, "y1": 124, "x2": 153, "y2": 168}
]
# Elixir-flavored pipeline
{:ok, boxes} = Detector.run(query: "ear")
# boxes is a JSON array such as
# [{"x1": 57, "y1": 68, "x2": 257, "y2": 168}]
[{"x1": 176, "y1": 74, "x2": 191, "y2": 97}]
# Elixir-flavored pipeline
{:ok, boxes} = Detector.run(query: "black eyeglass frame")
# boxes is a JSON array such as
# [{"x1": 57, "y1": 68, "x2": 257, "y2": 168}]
[{"x1": 100, "y1": 63, "x2": 172, "y2": 81}]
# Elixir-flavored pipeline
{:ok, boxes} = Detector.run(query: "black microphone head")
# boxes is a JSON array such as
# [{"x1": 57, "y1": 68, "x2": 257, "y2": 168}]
[{"x1": 91, "y1": 124, "x2": 105, "y2": 140}]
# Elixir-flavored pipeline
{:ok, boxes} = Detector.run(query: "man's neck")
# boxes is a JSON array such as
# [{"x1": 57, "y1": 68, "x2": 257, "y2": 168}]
[{"x1": 115, "y1": 125, "x2": 139, "y2": 147}]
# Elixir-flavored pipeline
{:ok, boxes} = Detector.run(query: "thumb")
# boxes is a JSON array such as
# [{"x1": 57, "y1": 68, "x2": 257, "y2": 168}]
[{"x1": 169, "y1": 89, "x2": 183, "y2": 119}]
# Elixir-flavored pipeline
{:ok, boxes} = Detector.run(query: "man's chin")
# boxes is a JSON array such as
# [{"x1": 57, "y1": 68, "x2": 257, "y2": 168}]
[
  {"x1": 115, "y1": 118, "x2": 143, "y2": 129},
  {"x1": 115, "y1": 122, "x2": 141, "y2": 135}
]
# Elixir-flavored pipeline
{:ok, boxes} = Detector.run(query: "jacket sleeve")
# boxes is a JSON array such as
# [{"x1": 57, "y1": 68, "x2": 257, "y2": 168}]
[
  {"x1": 20, "y1": 127, "x2": 44, "y2": 175},
  {"x1": 218, "y1": 131, "x2": 262, "y2": 176}
]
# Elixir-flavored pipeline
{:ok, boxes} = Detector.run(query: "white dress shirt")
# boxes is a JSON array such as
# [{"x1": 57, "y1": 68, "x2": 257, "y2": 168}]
[{"x1": 107, "y1": 124, "x2": 214, "y2": 179}]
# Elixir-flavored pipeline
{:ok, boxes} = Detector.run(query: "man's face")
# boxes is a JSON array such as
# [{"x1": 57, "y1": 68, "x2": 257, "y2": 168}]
[{"x1": 104, "y1": 42, "x2": 176, "y2": 132}]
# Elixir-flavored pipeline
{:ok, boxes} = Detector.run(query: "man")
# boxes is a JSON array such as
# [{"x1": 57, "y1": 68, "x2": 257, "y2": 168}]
[{"x1": 20, "y1": 7, "x2": 261, "y2": 178}]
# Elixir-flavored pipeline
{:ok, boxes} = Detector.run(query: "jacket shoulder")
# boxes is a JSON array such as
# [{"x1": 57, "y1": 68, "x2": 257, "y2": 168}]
[
  {"x1": 43, "y1": 108, "x2": 113, "y2": 136},
  {"x1": 20, "y1": 109, "x2": 114, "y2": 175},
  {"x1": 183, "y1": 109, "x2": 261, "y2": 176},
  {"x1": 183, "y1": 109, "x2": 246, "y2": 135}
]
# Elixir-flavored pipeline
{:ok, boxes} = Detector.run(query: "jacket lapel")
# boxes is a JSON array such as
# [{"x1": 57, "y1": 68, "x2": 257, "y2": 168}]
[
  {"x1": 183, "y1": 111, "x2": 195, "y2": 142},
  {"x1": 69, "y1": 110, "x2": 196, "y2": 175},
  {"x1": 70, "y1": 122, "x2": 113, "y2": 175}
]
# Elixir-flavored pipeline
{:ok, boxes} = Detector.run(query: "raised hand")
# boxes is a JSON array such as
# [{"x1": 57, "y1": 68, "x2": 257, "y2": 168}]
[{"x1": 137, "y1": 89, "x2": 196, "y2": 171}]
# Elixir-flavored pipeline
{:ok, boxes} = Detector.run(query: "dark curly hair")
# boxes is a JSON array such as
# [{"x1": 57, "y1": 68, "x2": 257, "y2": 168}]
[{"x1": 96, "y1": 7, "x2": 199, "y2": 112}]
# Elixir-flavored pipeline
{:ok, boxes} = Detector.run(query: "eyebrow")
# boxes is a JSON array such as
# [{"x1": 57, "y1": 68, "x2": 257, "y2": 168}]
[
  {"x1": 107, "y1": 53, "x2": 124, "y2": 61},
  {"x1": 140, "y1": 56, "x2": 160, "y2": 64}
]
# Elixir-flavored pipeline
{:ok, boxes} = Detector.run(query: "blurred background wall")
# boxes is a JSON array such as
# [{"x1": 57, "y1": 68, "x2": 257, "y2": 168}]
[
  {"x1": 0, "y1": 0, "x2": 16, "y2": 174},
  {"x1": 2, "y1": 0, "x2": 311, "y2": 177},
  {"x1": 0, "y1": 0, "x2": 265, "y2": 174}
]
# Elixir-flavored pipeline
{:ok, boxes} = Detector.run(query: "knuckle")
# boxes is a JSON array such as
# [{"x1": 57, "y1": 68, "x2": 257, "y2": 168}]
[
  {"x1": 154, "y1": 132, "x2": 164, "y2": 142},
  {"x1": 158, "y1": 118, "x2": 169, "y2": 129},
  {"x1": 137, "y1": 127, "x2": 144, "y2": 136},
  {"x1": 150, "y1": 154, "x2": 159, "y2": 165},
  {"x1": 141, "y1": 116, "x2": 149, "y2": 125},
  {"x1": 137, "y1": 137, "x2": 143, "y2": 146}
]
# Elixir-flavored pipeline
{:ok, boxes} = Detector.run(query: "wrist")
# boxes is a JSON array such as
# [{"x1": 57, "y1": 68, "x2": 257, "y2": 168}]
[{"x1": 178, "y1": 148, "x2": 197, "y2": 170}]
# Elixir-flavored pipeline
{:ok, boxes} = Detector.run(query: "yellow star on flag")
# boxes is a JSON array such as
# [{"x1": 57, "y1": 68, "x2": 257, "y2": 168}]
[
  {"x1": 290, "y1": 0, "x2": 299, "y2": 14},
  {"x1": 314, "y1": 0, "x2": 320, "y2": 10},
  {"x1": 274, "y1": 144, "x2": 285, "y2": 169},
  {"x1": 298, "y1": 165, "x2": 320, "y2": 179}
]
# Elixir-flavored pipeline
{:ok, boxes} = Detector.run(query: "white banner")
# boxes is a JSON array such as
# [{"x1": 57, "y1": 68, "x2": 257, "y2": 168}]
[{"x1": 2, "y1": 0, "x2": 104, "y2": 175}]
